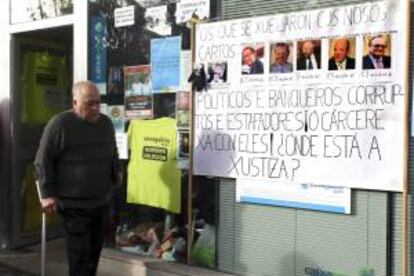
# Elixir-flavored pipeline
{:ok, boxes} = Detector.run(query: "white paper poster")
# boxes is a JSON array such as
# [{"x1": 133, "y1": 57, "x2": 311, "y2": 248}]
[
  {"x1": 193, "y1": 1, "x2": 408, "y2": 191},
  {"x1": 175, "y1": 0, "x2": 210, "y2": 23},
  {"x1": 181, "y1": 51, "x2": 192, "y2": 91},
  {"x1": 116, "y1": 133, "x2": 128, "y2": 160},
  {"x1": 145, "y1": 5, "x2": 171, "y2": 36},
  {"x1": 108, "y1": 105, "x2": 125, "y2": 133},
  {"x1": 114, "y1": 6, "x2": 135, "y2": 28},
  {"x1": 237, "y1": 179, "x2": 351, "y2": 214}
]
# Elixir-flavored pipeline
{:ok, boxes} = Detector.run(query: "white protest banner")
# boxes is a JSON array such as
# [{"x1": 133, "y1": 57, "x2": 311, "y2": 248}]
[{"x1": 193, "y1": 0, "x2": 408, "y2": 191}]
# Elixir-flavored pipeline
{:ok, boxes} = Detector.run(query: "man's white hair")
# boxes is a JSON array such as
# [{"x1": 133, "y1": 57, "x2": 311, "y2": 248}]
[{"x1": 72, "y1": 81, "x2": 98, "y2": 100}]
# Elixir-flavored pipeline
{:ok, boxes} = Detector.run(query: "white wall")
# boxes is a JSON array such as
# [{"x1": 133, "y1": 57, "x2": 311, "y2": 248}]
[{"x1": 0, "y1": 1, "x2": 11, "y2": 102}]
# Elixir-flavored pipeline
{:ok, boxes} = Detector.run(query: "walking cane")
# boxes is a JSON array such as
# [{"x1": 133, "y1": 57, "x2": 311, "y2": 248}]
[{"x1": 35, "y1": 180, "x2": 46, "y2": 276}]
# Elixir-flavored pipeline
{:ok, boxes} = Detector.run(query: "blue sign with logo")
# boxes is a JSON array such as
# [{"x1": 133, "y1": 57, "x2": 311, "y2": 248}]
[{"x1": 89, "y1": 15, "x2": 107, "y2": 93}]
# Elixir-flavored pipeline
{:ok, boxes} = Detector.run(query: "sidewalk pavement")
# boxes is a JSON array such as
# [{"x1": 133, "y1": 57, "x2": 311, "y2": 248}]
[{"x1": 0, "y1": 239, "x2": 234, "y2": 276}]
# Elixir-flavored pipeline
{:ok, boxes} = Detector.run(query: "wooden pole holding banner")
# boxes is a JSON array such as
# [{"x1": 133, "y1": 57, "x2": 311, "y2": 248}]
[
  {"x1": 187, "y1": 16, "x2": 200, "y2": 265},
  {"x1": 402, "y1": 0, "x2": 411, "y2": 275}
]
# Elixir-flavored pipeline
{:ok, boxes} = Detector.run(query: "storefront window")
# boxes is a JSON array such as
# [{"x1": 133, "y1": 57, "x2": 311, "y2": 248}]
[
  {"x1": 88, "y1": 0, "x2": 219, "y2": 269},
  {"x1": 11, "y1": 0, "x2": 73, "y2": 24}
]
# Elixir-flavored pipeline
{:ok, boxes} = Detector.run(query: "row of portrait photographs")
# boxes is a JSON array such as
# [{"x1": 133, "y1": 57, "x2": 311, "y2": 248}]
[{"x1": 241, "y1": 33, "x2": 392, "y2": 74}]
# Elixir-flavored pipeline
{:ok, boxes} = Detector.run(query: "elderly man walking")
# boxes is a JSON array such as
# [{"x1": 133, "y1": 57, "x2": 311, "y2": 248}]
[{"x1": 35, "y1": 80, "x2": 119, "y2": 276}]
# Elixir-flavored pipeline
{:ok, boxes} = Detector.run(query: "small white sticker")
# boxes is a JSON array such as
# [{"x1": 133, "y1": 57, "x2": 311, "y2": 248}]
[{"x1": 114, "y1": 6, "x2": 135, "y2": 28}]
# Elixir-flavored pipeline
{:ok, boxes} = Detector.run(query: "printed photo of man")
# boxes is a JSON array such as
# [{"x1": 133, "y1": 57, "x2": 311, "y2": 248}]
[
  {"x1": 328, "y1": 37, "x2": 356, "y2": 70},
  {"x1": 270, "y1": 42, "x2": 293, "y2": 73},
  {"x1": 362, "y1": 34, "x2": 391, "y2": 70},
  {"x1": 241, "y1": 45, "x2": 264, "y2": 75},
  {"x1": 297, "y1": 40, "x2": 321, "y2": 70},
  {"x1": 207, "y1": 62, "x2": 227, "y2": 83},
  {"x1": 178, "y1": 131, "x2": 190, "y2": 158}
]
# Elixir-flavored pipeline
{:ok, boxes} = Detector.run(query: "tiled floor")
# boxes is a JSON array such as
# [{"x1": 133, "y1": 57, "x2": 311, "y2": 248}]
[
  {"x1": 0, "y1": 239, "x2": 234, "y2": 276},
  {"x1": 0, "y1": 262, "x2": 37, "y2": 276},
  {"x1": 0, "y1": 239, "x2": 68, "y2": 276}
]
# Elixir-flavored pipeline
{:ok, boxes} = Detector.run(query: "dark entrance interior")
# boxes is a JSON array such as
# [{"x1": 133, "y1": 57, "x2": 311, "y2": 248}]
[{"x1": 8, "y1": 25, "x2": 73, "y2": 248}]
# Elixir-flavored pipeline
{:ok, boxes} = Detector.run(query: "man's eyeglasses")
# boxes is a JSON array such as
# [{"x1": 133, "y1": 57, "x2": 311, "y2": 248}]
[{"x1": 372, "y1": 44, "x2": 387, "y2": 49}]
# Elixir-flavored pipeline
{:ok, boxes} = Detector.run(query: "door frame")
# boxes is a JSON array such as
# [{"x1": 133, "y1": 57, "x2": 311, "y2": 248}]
[{"x1": 4, "y1": 0, "x2": 88, "y2": 249}]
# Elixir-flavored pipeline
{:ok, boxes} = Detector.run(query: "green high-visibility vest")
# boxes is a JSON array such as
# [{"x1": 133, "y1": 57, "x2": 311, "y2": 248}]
[{"x1": 127, "y1": 118, "x2": 181, "y2": 213}]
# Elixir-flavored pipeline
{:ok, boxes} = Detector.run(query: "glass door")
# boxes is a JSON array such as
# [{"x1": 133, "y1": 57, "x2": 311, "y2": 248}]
[{"x1": 10, "y1": 26, "x2": 73, "y2": 247}]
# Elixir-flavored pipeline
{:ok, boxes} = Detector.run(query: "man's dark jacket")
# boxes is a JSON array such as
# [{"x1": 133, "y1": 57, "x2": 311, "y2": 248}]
[
  {"x1": 297, "y1": 54, "x2": 321, "y2": 70},
  {"x1": 244, "y1": 59, "x2": 263, "y2": 74},
  {"x1": 328, "y1": 57, "x2": 356, "y2": 70},
  {"x1": 362, "y1": 55, "x2": 391, "y2": 69},
  {"x1": 34, "y1": 110, "x2": 118, "y2": 208}
]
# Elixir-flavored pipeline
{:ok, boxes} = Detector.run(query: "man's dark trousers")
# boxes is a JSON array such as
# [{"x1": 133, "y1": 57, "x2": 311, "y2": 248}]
[{"x1": 59, "y1": 205, "x2": 109, "y2": 276}]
